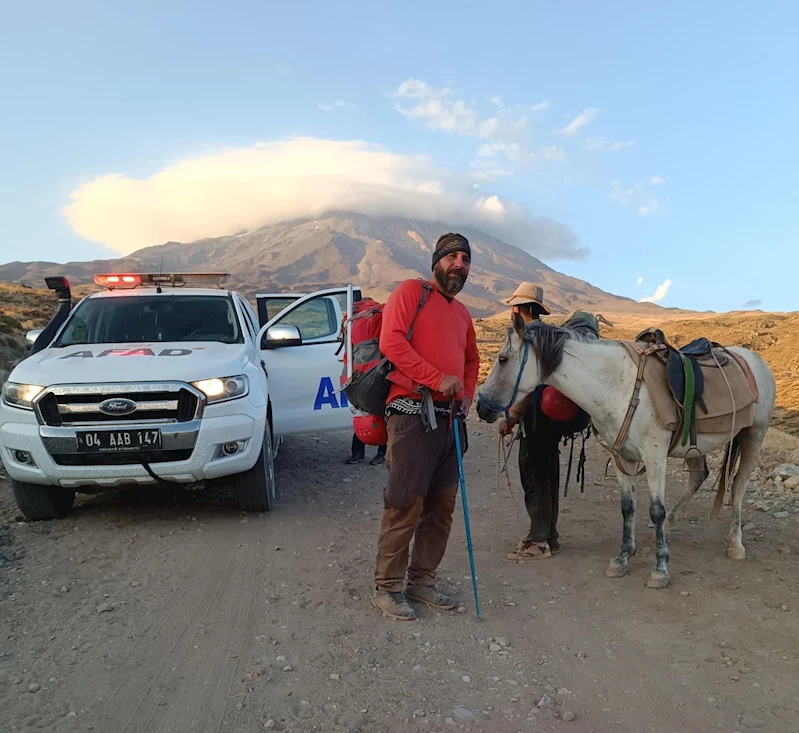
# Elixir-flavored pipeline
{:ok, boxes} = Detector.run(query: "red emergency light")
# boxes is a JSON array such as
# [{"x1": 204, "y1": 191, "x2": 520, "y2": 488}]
[{"x1": 94, "y1": 274, "x2": 142, "y2": 288}]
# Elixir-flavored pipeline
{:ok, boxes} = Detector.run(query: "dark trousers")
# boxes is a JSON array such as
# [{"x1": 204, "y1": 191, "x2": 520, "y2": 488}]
[
  {"x1": 374, "y1": 414, "x2": 460, "y2": 591},
  {"x1": 352, "y1": 434, "x2": 387, "y2": 458},
  {"x1": 519, "y1": 408, "x2": 561, "y2": 545}
]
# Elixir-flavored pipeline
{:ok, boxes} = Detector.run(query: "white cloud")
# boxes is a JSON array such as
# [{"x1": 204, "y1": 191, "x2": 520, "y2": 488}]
[
  {"x1": 584, "y1": 137, "x2": 635, "y2": 152},
  {"x1": 539, "y1": 145, "x2": 568, "y2": 162},
  {"x1": 610, "y1": 178, "x2": 663, "y2": 216},
  {"x1": 317, "y1": 100, "x2": 358, "y2": 113},
  {"x1": 555, "y1": 107, "x2": 602, "y2": 136},
  {"x1": 636, "y1": 276, "x2": 644, "y2": 286},
  {"x1": 391, "y1": 79, "x2": 563, "y2": 170},
  {"x1": 650, "y1": 176, "x2": 666, "y2": 185},
  {"x1": 640, "y1": 278, "x2": 672, "y2": 303},
  {"x1": 63, "y1": 137, "x2": 587, "y2": 262},
  {"x1": 610, "y1": 180, "x2": 635, "y2": 205}
]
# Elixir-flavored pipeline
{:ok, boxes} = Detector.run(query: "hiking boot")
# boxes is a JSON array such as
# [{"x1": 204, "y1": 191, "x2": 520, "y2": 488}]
[
  {"x1": 371, "y1": 588, "x2": 416, "y2": 620},
  {"x1": 369, "y1": 454, "x2": 386, "y2": 466},
  {"x1": 346, "y1": 453, "x2": 365, "y2": 465},
  {"x1": 507, "y1": 539, "x2": 552, "y2": 560},
  {"x1": 405, "y1": 585, "x2": 458, "y2": 610}
]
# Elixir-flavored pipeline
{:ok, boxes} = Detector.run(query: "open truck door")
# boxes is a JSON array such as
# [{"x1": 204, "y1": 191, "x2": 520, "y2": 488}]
[{"x1": 257, "y1": 286, "x2": 360, "y2": 436}]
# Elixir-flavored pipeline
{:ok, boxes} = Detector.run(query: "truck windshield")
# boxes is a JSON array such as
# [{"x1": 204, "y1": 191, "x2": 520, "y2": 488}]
[{"x1": 55, "y1": 295, "x2": 244, "y2": 346}]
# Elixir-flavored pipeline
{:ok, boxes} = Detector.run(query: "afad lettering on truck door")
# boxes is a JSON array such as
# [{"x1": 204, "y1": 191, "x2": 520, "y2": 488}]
[{"x1": 313, "y1": 376, "x2": 350, "y2": 411}]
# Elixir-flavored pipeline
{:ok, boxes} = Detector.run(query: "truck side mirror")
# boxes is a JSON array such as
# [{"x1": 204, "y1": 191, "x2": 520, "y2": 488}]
[
  {"x1": 262, "y1": 325, "x2": 302, "y2": 349},
  {"x1": 26, "y1": 329, "x2": 44, "y2": 346}
]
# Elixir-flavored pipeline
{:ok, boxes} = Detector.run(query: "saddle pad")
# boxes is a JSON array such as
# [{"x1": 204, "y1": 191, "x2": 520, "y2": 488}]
[{"x1": 620, "y1": 342, "x2": 758, "y2": 435}]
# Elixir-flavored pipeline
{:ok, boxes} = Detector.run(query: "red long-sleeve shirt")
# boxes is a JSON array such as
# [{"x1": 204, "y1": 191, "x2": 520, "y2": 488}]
[{"x1": 380, "y1": 279, "x2": 479, "y2": 404}]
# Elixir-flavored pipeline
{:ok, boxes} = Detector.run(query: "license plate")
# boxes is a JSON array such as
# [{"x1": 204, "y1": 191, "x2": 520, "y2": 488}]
[{"x1": 76, "y1": 429, "x2": 162, "y2": 453}]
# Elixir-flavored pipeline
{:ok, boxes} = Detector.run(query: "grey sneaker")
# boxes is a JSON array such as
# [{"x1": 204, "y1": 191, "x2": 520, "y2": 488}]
[
  {"x1": 371, "y1": 588, "x2": 416, "y2": 620},
  {"x1": 405, "y1": 585, "x2": 458, "y2": 610}
]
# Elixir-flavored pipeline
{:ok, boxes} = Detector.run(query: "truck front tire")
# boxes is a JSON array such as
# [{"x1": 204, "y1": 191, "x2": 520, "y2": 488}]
[
  {"x1": 11, "y1": 479, "x2": 76, "y2": 521},
  {"x1": 233, "y1": 423, "x2": 276, "y2": 512}
]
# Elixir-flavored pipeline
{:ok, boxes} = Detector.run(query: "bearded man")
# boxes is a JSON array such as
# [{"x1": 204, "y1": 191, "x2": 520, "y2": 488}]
[{"x1": 371, "y1": 233, "x2": 479, "y2": 621}]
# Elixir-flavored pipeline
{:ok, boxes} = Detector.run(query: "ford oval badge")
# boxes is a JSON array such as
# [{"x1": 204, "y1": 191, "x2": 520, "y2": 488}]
[{"x1": 98, "y1": 398, "x2": 137, "y2": 416}]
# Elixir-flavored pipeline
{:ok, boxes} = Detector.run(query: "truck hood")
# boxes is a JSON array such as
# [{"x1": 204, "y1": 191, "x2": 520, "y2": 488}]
[{"x1": 9, "y1": 342, "x2": 252, "y2": 386}]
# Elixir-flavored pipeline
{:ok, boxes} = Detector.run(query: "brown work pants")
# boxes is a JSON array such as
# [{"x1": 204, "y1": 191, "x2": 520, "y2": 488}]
[{"x1": 374, "y1": 413, "x2": 463, "y2": 591}]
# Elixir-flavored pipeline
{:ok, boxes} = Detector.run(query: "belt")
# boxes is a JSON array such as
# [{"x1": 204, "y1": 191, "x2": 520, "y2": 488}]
[{"x1": 387, "y1": 397, "x2": 452, "y2": 416}]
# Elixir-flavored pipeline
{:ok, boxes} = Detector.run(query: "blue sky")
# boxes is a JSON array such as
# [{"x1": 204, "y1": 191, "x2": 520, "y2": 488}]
[{"x1": 1, "y1": 1, "x2": 797, "y2": 312}]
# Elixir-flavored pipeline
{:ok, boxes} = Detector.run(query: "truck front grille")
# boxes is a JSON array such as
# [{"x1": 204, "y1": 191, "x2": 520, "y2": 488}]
[
  {"x1": 35, "y1": 383, "x2": 204, "y2": 428},
  {"x1": 52, "y1": 449, "x2": 194, "y2": 466}
]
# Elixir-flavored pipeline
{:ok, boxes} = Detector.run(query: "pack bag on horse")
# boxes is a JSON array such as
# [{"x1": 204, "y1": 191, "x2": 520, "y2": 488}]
[
  {"x1": 477, "y1": 313, "x2": 776, "y2": 590},
  {"x1": 338, "y1": 281, "x2": 433, "y2": 445}
]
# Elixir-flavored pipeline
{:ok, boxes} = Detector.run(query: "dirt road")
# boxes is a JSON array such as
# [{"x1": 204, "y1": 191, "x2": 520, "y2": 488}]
[{"x1": 2, "y1": 421, "x2": 799, "y2": 733}]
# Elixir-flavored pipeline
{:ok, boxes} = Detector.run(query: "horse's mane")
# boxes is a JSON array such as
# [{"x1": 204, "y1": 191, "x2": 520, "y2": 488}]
[{"x1": 522, "y1": 322, "x2": 601, "y2": 382}]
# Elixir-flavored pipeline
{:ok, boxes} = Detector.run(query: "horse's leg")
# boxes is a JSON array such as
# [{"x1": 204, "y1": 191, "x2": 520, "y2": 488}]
[
  {"x1": 643, "y1": 448, "x2": 670, "y2": 589},
  {"x1": 606, "y1": 471, "x2": 636, "y2": 578},
  {"x1": 727, "y1": 429, "x2": 761, "y2": 560},
  {"x1": 665, "y1": 455, "x2": 708, "y2": 533}
]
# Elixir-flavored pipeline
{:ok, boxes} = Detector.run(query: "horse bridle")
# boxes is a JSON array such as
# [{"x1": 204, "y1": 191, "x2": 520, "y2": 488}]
[{"x1": 477, "y1": 338, "x2": 530, "y2": 421}]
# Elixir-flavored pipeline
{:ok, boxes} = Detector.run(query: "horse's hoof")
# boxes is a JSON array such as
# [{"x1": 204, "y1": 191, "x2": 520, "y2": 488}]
[
  {"x1": 646, "y1": 571, "x2": 670, "y2": 589},
  {"x1": 606, "y1": 560, "x2": 629, "y2": 578},
  {"x1": 726, "y1": 545, "x2": 746, "y2": 561}
]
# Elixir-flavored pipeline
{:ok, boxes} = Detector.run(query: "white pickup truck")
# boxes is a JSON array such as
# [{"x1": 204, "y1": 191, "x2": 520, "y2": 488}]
[{"x1": 0, "y1": 273, "x2": 359, "y2": 520}]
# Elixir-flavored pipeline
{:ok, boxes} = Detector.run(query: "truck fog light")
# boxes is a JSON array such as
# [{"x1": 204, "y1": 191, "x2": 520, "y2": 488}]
[
  {"x1": 222, "y1": 441, "x2": 246, "y2": 456},
  {"x1": 14, "y1": 450, "x2": 33, "y2": 465}
]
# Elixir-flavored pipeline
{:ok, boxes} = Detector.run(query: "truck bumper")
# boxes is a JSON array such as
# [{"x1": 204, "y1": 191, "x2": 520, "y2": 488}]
[{"x1": 0, "y1": 409, "x2": 266, "y2": 489}]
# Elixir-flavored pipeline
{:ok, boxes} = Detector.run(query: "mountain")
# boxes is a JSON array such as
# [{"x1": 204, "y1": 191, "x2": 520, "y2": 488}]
[{"x1": 0, "y1": 213, "x2": 690, "y2": 318}]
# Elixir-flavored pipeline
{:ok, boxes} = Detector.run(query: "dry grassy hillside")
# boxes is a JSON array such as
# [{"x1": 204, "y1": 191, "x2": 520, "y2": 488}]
[
  {"x1": 0, "y1": 283, "x2": 57, "y2": 373},
  {"x1": 474, "y1": 310, "x2": 799, "y2": 437}
]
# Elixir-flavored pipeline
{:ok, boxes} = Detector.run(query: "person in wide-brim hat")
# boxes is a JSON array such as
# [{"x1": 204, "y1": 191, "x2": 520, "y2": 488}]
[
  {"x1": 501, "y1": 282, "x2": 551, "y2": 316},
  {"x1": 498, "y1": 281, "x2": 561, "y2": 560}
]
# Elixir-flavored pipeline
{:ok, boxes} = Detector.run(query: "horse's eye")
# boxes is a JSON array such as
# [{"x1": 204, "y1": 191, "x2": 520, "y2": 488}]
[{"x1": 498, "y1": 356, "x2": 508, "y2": 365}]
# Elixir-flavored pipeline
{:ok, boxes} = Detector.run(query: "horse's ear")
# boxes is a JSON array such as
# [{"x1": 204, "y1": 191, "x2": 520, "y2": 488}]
[{"x1": 512, "y1": 312, "x2": 525, "y2": 339}]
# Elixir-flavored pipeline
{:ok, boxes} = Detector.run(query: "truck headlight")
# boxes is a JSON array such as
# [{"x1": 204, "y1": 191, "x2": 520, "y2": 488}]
[
  {"x1": 192, "y1": 375, "x2": 249, "y2": 403},
  {"x1": 1, "y1": 382, "x2": 45, "y2": 410}
]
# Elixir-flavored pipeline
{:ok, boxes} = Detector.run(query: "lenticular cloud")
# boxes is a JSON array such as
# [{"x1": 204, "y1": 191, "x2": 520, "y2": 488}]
[{"x1": 63, "y1": 137, "x2": 586, "y2": 261}]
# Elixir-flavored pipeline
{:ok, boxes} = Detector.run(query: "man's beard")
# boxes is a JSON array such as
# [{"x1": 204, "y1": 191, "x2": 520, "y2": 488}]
[{"x1": 434, "y1": 262, "x2": 467, "y2": 295}]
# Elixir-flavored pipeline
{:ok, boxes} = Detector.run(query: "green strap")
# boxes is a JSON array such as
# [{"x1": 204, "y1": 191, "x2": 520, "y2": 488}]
[{"x1": 680, "y1": 357, "x2": 696, "y2": 446}]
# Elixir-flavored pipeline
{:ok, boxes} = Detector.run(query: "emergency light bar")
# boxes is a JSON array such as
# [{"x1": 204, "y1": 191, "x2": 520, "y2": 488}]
[{"x1": 94, "y1": 273, "x2": 230, "y2": 289}]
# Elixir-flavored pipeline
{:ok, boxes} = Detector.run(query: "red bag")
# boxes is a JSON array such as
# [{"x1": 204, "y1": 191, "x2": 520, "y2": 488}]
[
  {"x1": 540, "y1": 386, "x2": 579, "y2": 422},
  {"x1": 340, "y1": 282, "x2": 432, "y2": 416}
]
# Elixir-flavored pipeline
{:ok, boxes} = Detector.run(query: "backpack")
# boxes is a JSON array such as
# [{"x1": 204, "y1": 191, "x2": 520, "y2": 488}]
[{"x1": 340, "y1": 280, "x2": 433, "y2": 416}]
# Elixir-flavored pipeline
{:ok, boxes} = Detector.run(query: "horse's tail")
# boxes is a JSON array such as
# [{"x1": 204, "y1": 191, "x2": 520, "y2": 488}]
[{"x1": 711, "y1": 434, "x2": 742, "y2": 519}]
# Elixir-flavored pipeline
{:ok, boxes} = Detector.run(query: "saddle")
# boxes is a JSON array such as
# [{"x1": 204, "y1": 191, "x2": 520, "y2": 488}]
[
  {"x1": 635, "y1": 328, "x2": 721, "y2": 447},
  {"x1": 621, "y1": 328, "x2": 759, "y2": 453}
]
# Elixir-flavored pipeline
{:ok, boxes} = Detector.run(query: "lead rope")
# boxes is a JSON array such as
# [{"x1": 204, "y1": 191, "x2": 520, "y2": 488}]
[{"x1": 493, "y1": 433, "x2": 525, "y2": 551}]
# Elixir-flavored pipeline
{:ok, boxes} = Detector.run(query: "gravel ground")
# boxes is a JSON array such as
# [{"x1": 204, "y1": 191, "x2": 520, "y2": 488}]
[{"x1": 1, "y1": 419, "x2": 798, "y2": 733}]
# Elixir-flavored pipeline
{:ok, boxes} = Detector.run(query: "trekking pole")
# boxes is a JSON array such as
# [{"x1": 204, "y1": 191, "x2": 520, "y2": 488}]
[{"x1": 453, "y1": 414, "x2": 481, "y2": 620}]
